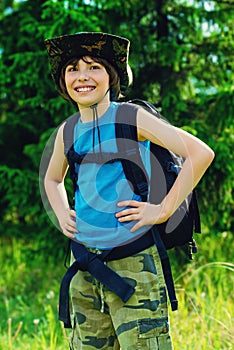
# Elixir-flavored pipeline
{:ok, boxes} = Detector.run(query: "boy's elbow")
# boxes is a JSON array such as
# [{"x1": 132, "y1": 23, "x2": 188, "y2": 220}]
[
  {"x1": 191, "y1": 143, "x2": 215, "y2": 170},
  {"x1": 201, "y1": 146, "x2": 215, "y2": 168},
  {"x1": 207, "y1": 147, "x2": 215, "y2": 163}
]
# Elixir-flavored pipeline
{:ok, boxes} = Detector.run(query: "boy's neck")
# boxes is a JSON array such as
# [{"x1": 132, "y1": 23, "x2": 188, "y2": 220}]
[{"x1": 79, "y1": 101, "x2": 111, "y2": 123}]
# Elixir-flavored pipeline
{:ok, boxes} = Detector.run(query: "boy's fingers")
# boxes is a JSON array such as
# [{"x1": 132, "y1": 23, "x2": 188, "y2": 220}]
[
  {"x1": 117, "y1": 200, "x2": 140, "y2": 207},
  {"x1": 130, "y1": 225, "x2": 137, "y2": 233},
  {"x1": 68, "y1": 217, "x2": 77, "y2": 227},
  {"x1": 115, "y1": 208, "x2": 138, "y2": 218},
  {"x1": 67, "y1": 224, "x2": 78, "y2": 233},
  {"x1": 62, "y1": 224, "x2": 78, "y2": 237},
  {"x1": 69, "y1": 209, "x2": 76, "y2": 218},
  {"x1": 118, "y1": 214, "x2": 139, "y2": 222},
  {"x1": 130, "y1": 221, "x2": 143, "y2": 233},
  {"x1": 62, "y1": 226, "x2": 75, "y2": 236}
]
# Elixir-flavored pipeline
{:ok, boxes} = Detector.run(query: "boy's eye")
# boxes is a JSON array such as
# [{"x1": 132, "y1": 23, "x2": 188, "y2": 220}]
[
  {"x1": 90, "y1": 64, "x2": 101, "y2": 70},
  {"x1": 66, "y1": 65, "x2": 77, "y2": 72}
]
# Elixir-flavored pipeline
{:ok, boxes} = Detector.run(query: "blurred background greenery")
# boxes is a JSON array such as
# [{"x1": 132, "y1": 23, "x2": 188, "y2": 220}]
[{"x1": 0, "y1": 0, "x2": 233, "y2": 349}]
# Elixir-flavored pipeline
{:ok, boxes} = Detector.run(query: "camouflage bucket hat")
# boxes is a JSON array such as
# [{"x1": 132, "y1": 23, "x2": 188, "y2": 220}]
[{"x1": 44, "y1": 32, "x2": 131, "y2": 95}]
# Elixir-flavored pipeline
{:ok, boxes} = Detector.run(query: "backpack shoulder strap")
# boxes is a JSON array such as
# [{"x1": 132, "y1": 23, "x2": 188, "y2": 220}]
[
  {"x1": 115, "y1": 101, "x2": 177, "y2": 204},
  {"x1": 115, "y1": 103, "x2": 149, "y2": 202},
  {"x1": 63, "y1": 112, "x2": 80, "y2": 156},
  {"x1": 63, "y1": 112, "x2": 80, "y2": 206},
  {"x1": 115, "y1": 102, "x2": 178, "y2": 310},
  {"x1": 128, "y1": 98, "x2": 161, "y2": 118},
  {"x1": 126, "y1": 100, "x2": 183, "y2": 203}
]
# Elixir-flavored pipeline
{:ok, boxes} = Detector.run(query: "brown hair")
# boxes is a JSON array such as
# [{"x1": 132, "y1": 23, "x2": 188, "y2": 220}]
[{"x1": 59, "y1": 56, "x2": 121, "y2": 105}]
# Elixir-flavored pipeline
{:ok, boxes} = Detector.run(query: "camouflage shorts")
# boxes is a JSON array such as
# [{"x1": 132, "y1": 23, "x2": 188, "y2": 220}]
[{"x1": 69, "y1": 244, "x2": 173, "y2": 350}]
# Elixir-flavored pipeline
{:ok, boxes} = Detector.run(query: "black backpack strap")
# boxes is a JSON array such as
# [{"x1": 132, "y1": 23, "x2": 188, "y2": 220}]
[
  {"x1": 59, "y1": 228, "x2": 178, "y2": 328},
  {"x1": 190, "y1": 190, "x2": 201, "y2": 233},
  {"x1": 59, "y1": 239, "x2": 135, "y2": 328},
  {"x1": 66, "y1": 150, "x2": 132, "y2": 165},
  {"x1": 63, "y1": 113, "x2": 80, "y2": 198},
  {"x1": 128, "y1": 98, "x2": 161, "y2": 118},
  {"x1": 115, "y1": 103, "x2": 149, "y2": 202},
  {"x1": 63, "y1": 113, "x2": 80, "y2": 156},
  {"x1": 115, "y1": 102, "x2": 178, "y2": 311},
  {"x1": 151, "y1": 227, "x2": 178, "y2": 311}
]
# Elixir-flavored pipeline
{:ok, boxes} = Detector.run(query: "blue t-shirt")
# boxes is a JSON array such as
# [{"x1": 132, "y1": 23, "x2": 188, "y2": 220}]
[{"x1": 73, "y1": 102, "x2": 151, "y2": 249}]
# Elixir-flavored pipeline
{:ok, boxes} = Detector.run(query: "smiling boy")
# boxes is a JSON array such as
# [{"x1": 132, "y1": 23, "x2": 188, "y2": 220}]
[{"x1": 44, "y1": 32, "x2": 214, "y2": 350}]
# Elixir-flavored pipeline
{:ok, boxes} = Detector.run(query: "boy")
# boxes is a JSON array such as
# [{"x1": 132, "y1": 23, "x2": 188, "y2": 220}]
[{"x1": 44, "y1": 32, "x2": 214, "y2": 349}]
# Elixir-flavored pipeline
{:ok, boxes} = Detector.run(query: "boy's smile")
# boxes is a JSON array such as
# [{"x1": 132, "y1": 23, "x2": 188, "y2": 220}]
[
  {"x1": 65, "y1": 56, "x2": 110, "y2": 110},
  {"x1": 75, "y1": 85, "x2": 96, "y2": 93}
]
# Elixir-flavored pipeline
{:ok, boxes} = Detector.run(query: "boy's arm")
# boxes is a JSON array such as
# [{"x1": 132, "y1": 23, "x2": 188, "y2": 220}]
[
  {"x1": 44, "y1": 124, "x2": 78, "y2": 239},
  {"x1": 116, "y1": 108, "x2": 215, "y2": 231}
]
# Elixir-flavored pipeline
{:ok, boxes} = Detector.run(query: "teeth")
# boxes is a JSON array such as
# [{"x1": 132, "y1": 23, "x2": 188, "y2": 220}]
[{"x1": 76, "y1": 87, "x2": 94, "y2": 92}]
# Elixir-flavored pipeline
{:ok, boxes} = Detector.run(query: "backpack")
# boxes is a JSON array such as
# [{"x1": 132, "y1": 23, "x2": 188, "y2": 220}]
[
  {"x1": 63, "y1": 99, "x2": 201, "y2": 259},
  {"x1": 58, "y1": 99, "x2": 201, "y2": 326}
]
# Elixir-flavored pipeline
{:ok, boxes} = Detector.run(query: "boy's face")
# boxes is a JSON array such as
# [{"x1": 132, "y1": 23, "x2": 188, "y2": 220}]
[{"x1": 65, "y1": 56, "x2": 110, "y2": 109}]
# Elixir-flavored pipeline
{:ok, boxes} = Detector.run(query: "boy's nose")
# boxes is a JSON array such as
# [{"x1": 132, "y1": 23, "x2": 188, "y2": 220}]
[{"x1": 77, "y1": 70, "x2": 89, "y2": 81}]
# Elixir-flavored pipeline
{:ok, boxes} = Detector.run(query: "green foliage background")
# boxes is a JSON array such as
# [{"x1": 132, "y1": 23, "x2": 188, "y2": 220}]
[
  {"x1": 0, "y1": 0, "x2": 233, "y2": 243},
  {"x1": 0, "y1": 0, "x2": 233, "y2": 348}
]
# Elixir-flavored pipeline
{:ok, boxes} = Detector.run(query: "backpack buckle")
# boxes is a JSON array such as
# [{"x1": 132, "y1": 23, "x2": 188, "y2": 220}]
[{"x1": 166, "y1": 161, "x2": 181, "y2": 175}]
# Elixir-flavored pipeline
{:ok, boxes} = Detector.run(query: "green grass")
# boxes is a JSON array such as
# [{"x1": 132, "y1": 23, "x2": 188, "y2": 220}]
[
  {"x1": 0, "y1": 237, "x2": 68, "y2": 349},
  {"x1": 170, "y1": 261, "x2": 233, "y2": 349},
  {"x1": 0, "y1": 230, "x2": 233, "y2": 349},
  {"x1": 169, "y1": 230, "x2": 234, "y2": 350}
]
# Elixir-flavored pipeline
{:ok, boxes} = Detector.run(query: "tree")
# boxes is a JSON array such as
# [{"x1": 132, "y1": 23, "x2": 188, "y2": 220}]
[{"x1": 0, "y1": 0, "x2": 233, "y2": 249}]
